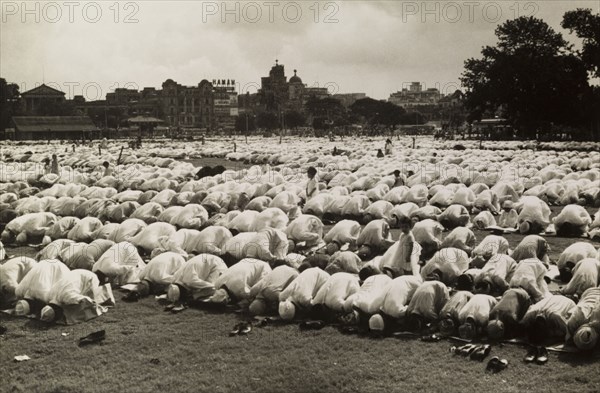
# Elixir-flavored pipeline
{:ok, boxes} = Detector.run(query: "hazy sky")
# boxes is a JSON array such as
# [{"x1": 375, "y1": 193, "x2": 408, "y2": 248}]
[{"x1": 1, "y1": 1, "x2": 597, "y2": 99}]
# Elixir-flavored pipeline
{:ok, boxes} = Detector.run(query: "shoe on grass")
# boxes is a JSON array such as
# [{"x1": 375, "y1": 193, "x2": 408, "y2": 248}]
[
  {"x1": 238, "y1": 323, "x2": 252, "y2": 335},
  {"x1": 470, "y1": 344, "x2": 491, "y2": 361},
  {"x1": 536, "y1": 346, "x2": 549, "y2": 365},
  {"x1": 523, "y1": 346, "x2": 537, "y2": 363},
  {"x1": 486, "y1": 356, "x2": 508, "y2": 373}
]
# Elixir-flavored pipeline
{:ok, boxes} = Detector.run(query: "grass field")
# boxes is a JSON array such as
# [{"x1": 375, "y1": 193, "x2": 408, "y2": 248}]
[{"x1": 1, "y1": 212, "x2": 599, "y2": 392}]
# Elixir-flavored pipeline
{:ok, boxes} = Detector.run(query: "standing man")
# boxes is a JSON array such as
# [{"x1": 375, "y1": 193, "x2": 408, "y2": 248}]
[{"x1": 306, "y1": 167, "x2": 319, "y2": 201}]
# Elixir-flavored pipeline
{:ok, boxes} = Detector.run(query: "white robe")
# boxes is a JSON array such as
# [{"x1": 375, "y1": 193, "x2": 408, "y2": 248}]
[
  {"x1": 251, "y1": 208, "x2": 289, "y2": 232},
  {"x1": 171, "y1": 254, "x2": 227, "y2": 300},
  {"x1": 553, "y1": 205, "x2": 592, "y2": 233},
  {"x1": 4, "y1": 212, "x2": 57, "y2": 239},
  {"x1": 214, "y1": 258, "x2": 272, "y2": 300},
  {"x1": 356, "y1": 219, "x2": 392, "y2": 249},
  {"x1": 561, "y1": 258, "x2": 600, "y2": 296},
  {"x1": 129, "y1": 222, "x2": 177, "y2": 253},
  {"x1": 557, "y1": 242, "x2": 598, "y2": 270},
  {"x1": 0, "y1": 256, "x2": 37, "y2": 296},
  {"x1": 61, "y1": 239, "x2": 114, "y2": 270},
  {"x1": 279, "y1": 267, "x2": 330, "y2": 309},
  {"x1": 509, "y1": 258, "x2": 550, "y2": 302},
  {"x1": 47, "y1": 269, "x2": 100, "y2": 306},
  {"x1": 15, "y1": 259, "x2": 70, "y2": 303},
  {"x1": 286, "y1": 214, "x2": 324, "y2": 246},
  {"x1": 67, "y1": 217, "x2": 103, "y2": 242},
  {"x1": 457, "y1": 294, "x2": 497, "y2": 327},
  {"x1": 472, "y1": 235, "x2": 510, "y2": 259},
  {"x1": 92, "y1": 242, "x2": 146, "y2": 285},
  {"x1": 406, "y1": 280, "x2": 450, "y2": 321},
  {"x1": 250, "y1": 265, "x2": 299, "y2": 303},
  {"x1": 110, "y1": 219, "x2": 147, "y2": 243},
  {"x1": 522, "y1": 295, "x2": 576, "y2": 339},
  {"x1": 380, "y1": 275, "x2": 423, "y2": 319},
  {"x1": 440, "y1": 291, "x2": 473, "y2": 322},
  {"x1": 138, "y1": 252, "x2": 186, "y2": 285},
  {"x1": 323, "y1": 220, "x2": 361, "y2": 245},
  {"x1": 348, "y1": 274, "x2": 392, "y2": 314},
  {"x1": 311, "y1": 272, "x2": 360, "y2": 313},
  {"x1": 420, "y1": 248, "x2": 470, "y2": 285}
]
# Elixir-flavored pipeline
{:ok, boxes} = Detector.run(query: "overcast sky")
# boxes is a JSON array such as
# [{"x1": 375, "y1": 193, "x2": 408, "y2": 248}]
[{"x1": 1, "y1": 1, "x2": 597, "y2": 100}]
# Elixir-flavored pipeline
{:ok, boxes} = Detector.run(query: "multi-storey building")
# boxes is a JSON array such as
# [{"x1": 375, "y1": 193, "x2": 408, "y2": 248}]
[{"x1": 388, "y1": 82, "x2": 441, "y2": 109}]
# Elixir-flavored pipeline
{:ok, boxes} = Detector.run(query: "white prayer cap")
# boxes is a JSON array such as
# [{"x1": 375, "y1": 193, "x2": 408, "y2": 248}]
[
  {"x1": 40, "y1": 305, "x2": 55, "y2": 322},
  {"x1": 15, "y1": 300, "x2": 30, "y2": 316},
  {"x1": 209, "y1": 288, "x2": 230, "y2": 305},
  {"x1": 279, "y1": 300, "x2": 296, "y2": 320},
  {"x1": 249, "y1": 298, "x2": 267, "y2": 316},
  {"x1": 167, "y1": 284, "x2": 180, "y2": 303},
  {"x1": 369, "y1": 314, "x2": 385, "y2": 332},
  {"x1": 574, "y1": 325, "x2": 598, "y2": 351},
  {"x1": 16, "y1": 232, "x2": 27, "y2": 244}
]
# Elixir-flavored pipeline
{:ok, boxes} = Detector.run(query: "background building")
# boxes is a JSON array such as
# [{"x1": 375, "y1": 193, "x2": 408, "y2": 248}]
[
  {"x1": 388, "y1": 82, "x2": 441, "y2": 108},
  {"x1": 20, "y1": 84, "x2": 66, "y2": 115}
]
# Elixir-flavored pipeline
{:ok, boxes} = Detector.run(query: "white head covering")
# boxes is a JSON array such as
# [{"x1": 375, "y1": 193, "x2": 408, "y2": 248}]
[
  {"x1": 167, "y1": 284, "x2": 180, "y2": 303},
  {"x1": 209, "y1": 288, "x2": 229, "y2": 305},
  {"x1": 369, "y1": 314, "x2": 385, "y2": 331},
  {"x1": 279, "y1": 300, "x2": 296, "y2": 320},
  {"x1": 574, "y1": 326, "x2": 598, "y2": 351},
  {"x1": 16, "y1": 232, "x2": 27, "y2": 244},
  {"x1": 15, "y1": 300, "x2": 30, "y2": 316},
  {"x1": 40, "y1": 305, "x2": 56, "y2": 322}
]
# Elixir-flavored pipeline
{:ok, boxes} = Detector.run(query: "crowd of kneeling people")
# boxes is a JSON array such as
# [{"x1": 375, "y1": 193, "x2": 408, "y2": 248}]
[{"x1": 1, "y1": 187, "x2": 600, "y2": 353}]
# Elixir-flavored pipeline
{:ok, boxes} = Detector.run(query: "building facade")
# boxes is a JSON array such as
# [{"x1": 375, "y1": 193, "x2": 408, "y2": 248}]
[
  {"x1": 20, "y1": 84, "x2": 66, "y2": 115},
  {"x1": 255, "y1": 60, "x2": 331, "y2": 115},
  {"x1": 388, "y1": 82, "x2": 441, "y2": 109}
]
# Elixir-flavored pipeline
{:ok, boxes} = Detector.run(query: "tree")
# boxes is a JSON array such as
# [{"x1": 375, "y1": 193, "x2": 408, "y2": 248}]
[
  {"x1": 562, "y1": 9, "x2": 600, "y2": 78},
  {"x1": 235, "y1": 114, "x2": 256, "y2": 132},
  {"x1": 305, "y1": 97, "x2": 347, "y2": 125},
  {"x1": 283, "y1": 110, "x2": 306, "y2": 129},
  {"x1": 350, "y1": 98, "x2": 406, "y2": 127},
  {"x1": 255, "y1": 111, "x2": 279, "y2": 131},
  {"x1": 461, "y1": 16, "x2": 590, "y2": 137},
  {"x1": 0, "y1": 78, "x2": 21, "y2": 131},
  {"x1": 376, "y1": 101, "x2": 406, "y2": 127}
]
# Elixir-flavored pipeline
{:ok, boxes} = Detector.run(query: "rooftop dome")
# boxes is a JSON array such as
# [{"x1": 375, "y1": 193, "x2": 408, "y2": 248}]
[{"x1": 289, "y1": 69, "x2": 302, "y2": 84}]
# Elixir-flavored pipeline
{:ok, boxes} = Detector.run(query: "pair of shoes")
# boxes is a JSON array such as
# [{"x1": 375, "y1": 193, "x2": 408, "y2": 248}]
[
  {"x1": 486, "y1": 356, "x2": 508, "y2": 373},
  {"x1": 122, "y1": 292, "x2": 139, "y2": 302},
  {"x1": 229, "y1": 323, "x2": 252, "y2": 336},
  {"x1": 524, "y1": 346, "x2": 549, "y2": 364},
  {"x1": 78, "y1": 330, "x2": 106, "y2": 347},
  {"x1": 421, "y1": 334, "x2": 441, "y2": 342},
  {"x1": 299, "y1": 320, "x2": 325, "y2": 330},
  {"x1": 470, "y1": 344, "x2": 492, "y2": 361},
  {"x1": 170, "y1": 304, "x2": 186, "y2": 314},
  {"x1": 452, "y1": 344, "x2": 478, "y2": 356},
  {"x1": 339, "y1": 325, "x2": 359, "y2": 335}
]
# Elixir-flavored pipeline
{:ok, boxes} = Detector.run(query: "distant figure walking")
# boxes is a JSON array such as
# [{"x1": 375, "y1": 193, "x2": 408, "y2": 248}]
[
  {"x1": 377, "y1": 149, "x2": 384, "y2": 158},
  {"x1": 385, "y1": 138, "x2": 393, "y2": 155},
  {"x1": 50, "y1": 154, "x2": 60, "y2": 175}
]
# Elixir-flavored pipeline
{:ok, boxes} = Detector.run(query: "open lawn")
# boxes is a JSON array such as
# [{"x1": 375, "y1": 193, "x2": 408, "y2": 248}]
[{"x1": 1, "y1": 214, "x2": 599, "y2": 393}]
